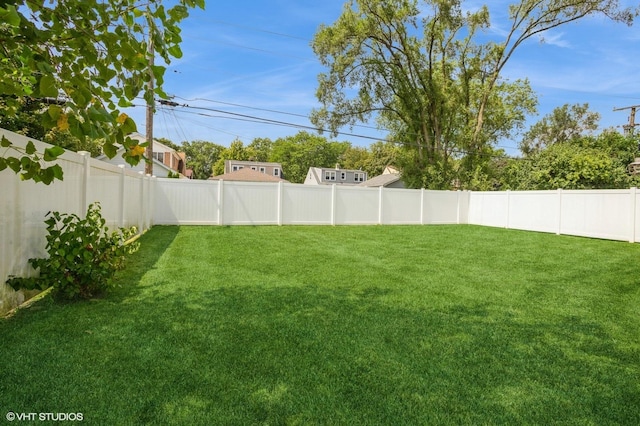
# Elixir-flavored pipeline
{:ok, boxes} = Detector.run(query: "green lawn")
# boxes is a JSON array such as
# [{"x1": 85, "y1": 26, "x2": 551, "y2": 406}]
[{"x1": 2, "y1": 225, "x2": 640, "y2": 424}]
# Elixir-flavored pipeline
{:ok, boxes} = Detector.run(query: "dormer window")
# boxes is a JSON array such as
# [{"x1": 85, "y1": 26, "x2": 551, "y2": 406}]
[{"x1": 325, "y1": 171, "x2": 336, "y2": 181}]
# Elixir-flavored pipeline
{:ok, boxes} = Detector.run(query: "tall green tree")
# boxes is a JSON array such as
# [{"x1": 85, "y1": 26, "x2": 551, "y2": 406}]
[
  {"x1": 502, "y1": 131, "x2": 638, "y2": 190},
  {"x1": 0, "y1": 0, "x2": 203, "y2": 183},
  {"x1": 503, "y1": 143, "x2": 629, "y2": 190},
  {"x1": 270, "y1": 132, "x2": 349, "y2": 183},
  {"x1": 212, "y1": 139, "x2": 251, "y2": 175},
  {"x1": 311, "y1": 0, "x2": 633, "y2": 189},
  {"x1": 180, "y1": 140, "x2": 225, "y2": 180},
  {"x1": 362, "y1": 141, "x2": 399, "y2": 177},
  {"x1": 520, "y1": 103, "x2": 601, "y2": 155},
  {"x1": 339, "y1": 145, "x2": 369, "y2": 172},
  {"x1": 247, "y1": 138, "x2": 274, "y2": 162}
]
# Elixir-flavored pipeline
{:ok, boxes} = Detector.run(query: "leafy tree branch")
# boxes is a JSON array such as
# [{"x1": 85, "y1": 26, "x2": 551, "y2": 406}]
[{"x1": 0, "y1": 0, "x2": 204, "y2": 184}]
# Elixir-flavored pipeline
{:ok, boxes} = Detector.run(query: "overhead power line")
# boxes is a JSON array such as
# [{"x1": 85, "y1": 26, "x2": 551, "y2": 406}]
[
  {"x1": 173, "y1": 96, "x2": 382, "y2": 132},
  {"x1": 168, "y1": 102, "x2": 387, "y2": 143},
  {"x1": 153, "y1": 101, "x2": 524, "y2": 160}
]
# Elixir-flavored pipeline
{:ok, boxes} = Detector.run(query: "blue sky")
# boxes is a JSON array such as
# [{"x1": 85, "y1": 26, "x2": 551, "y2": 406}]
[{"x1": 125, "y1": 1, "x2": 639, "y2": 156}]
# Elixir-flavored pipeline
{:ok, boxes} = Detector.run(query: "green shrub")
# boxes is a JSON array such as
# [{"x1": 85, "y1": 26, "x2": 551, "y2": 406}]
[{"x1": 7, "y1": 203, "x2": 139, "y2": 300}]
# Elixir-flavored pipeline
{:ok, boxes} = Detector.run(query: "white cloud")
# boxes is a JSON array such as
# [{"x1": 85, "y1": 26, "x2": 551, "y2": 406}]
[{"x1": 537, "y1": 31, "x2": 571, "y2": 48}]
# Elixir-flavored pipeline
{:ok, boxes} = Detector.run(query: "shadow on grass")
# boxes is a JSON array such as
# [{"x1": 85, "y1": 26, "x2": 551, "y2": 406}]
[{"x1": 1, "y1": 226, "x2": 639, "y2": 424}]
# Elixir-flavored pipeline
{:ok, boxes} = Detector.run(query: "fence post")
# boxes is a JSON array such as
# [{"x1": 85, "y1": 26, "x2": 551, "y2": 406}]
[
  {"x1": 331, "y1": 184, "x2": 336, "y2": 226},
  {"x1": 145, "y1": 174, "x2": 152, "y2": 231},
  {"x1": 630, "y1": 187, "x2": 637, "y2": 243},
  {"x1": 505, "y1": 190, "x2": 511, "y2": 229},
  {"x1": 149, "y1": 175, "x2": 156, "y2": 228},
  {"x1": 217, "y1": 179, "x2": 224, "y2": 226},
  {"x1": 118, "y1": 165, "x2": 125, "y2": 228},
  {"x1": 420, "y1": 188, "x2": 425, "y2": 225},
  {"x1": 277, "y1": 181, "x2": 283, "y2": 226},
  {"x1": 78, "y1": 151, "x2": 90, "y2": 217},
  {"x1": 138, "y1": 171, "x2": 144, "y2": 234},
  {"x1": 378, "y1": 186, "x2": 384, "y2": 225},
  {"x1": 557, "y1": 188, "x2": 563, "y2": 236}
]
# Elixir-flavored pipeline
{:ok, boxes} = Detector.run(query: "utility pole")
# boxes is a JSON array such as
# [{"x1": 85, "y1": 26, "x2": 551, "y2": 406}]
[
  {"x1": 145, "y1": 14, "x2": 155, "y2": 176},
  {"x1": 613, "y1": 105, "x2": 640, "y2": 136}
]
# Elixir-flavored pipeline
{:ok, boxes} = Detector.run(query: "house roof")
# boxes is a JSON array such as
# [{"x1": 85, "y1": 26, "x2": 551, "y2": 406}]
[
  {"x1": 360, "y1": 173, "x2": 402, "y2": 187},
  {"x1": 224, "y1": 159, "x2": 283, "y2": 168},
  {"x1": 96, "y1": 152, "x2": 176, "y2": 176},
  {"x1": 209, "y1": 168, "x2": 289, "y2": 182},
  {"x1": 311, "y1": 166, "x2": 365, "y2": 173}
]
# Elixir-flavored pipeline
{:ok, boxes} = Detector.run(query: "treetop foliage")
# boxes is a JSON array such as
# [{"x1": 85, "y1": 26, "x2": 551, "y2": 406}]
[
  {"x1": 311, "y1": 0, "x2": 635, "y2": 189},
  {"x1": 0, "y1": 0, "x2": 204, "y2": 183}
]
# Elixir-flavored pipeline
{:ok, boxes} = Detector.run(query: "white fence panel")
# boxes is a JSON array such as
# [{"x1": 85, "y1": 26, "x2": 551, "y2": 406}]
[
  {"x1": 468, "y1": 191, "x2": 508, "y2": 228},
  {"x1": 87, "y1": 160, "x2": 128, "y2": 229},
  {"x1": 123, "y1": 173, "x2": 143, "y2": 228},
  {"x1": 468, "y1": 188, "x2": 640, "y2": 243},
  {"x1": 381, "y1": 188, "x2": 422, "y2": 224},
  {"x1": 560, "y1": 190, "x2": 631, "y2": 241},
  {"x1": 223, "y1": 181, "x2": 279, "y2": 225},
  {"x1": 507, "y1": 191, "x2": 560, "y2": 234},
  {"x1": 334, "y1": 186, "x2": 380, "y2": 224},
  {"x1": 424, "y1": 190, "x2": 465, "y2": 224},
  {"x1": 154, "y1": 179, "x2": 219, "y2": 225},
  {"x1": 282, "y1": 184, "x2": 332, "y2": 225}
]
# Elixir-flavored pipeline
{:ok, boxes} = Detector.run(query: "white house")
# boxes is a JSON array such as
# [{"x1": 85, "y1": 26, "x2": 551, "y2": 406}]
[
  {"x1": 305, "y1": 165, "x2": 367, "y2": 185},
  {"x1": 223, "y1": 160, "x2": 283, "y2": 179},
  {"x1": 96, "y1": 132, "x2": 189, "y2": 178}
]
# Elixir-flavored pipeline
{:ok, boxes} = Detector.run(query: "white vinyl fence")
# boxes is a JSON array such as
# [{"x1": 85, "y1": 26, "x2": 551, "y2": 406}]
[
  {"x1": 154, "y1": 179, "x2": 468, "y2": 226},
  {"x1": 3, "y1": 127, "x2": 640, "y2": 315},
  {"x1": 0, "y1": 129, "x2": 154, "y2": 315},
  {"x1": 469, "y1": 188, "x2": 640, "y2": 243}
]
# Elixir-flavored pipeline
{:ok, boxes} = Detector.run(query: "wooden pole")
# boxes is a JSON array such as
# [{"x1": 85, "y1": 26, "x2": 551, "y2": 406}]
[
  {"x1": 613, "y1": 105, "x2": 640, "y2": 136},
  {"x1": 145, "y1": 16, "x2": 155, "y2": 175}
]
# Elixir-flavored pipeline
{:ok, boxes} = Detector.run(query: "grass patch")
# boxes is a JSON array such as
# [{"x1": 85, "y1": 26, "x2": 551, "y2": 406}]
[{"x1": 2, "y1": 225, "x2": 640, "y2": 424}]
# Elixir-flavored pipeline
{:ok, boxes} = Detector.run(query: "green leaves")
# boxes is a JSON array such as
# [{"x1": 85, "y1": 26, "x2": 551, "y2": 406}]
[
  {"x1": 0, "y1": 0, "x2": 204, "y2": 184},
  {"x1": 311, "y1": 0, "x2": 633, "y2": 189},
  {"x1": 0, "y1": 4, "x2": 21, "y2": 26},
  {"x1": 0, "y1": 135, "x2": 66, "y2": 184},
  {"x1": 38, "y1": 75, "x2": 58, "y2": 98},
  {"x1": 167, "y1": 44, "x2": 183, "y2": 59},
  {"x1": 44, "y1": 146, "x2": 65, "y2": 161},
  {"x1": 25, "y1": 141, "x2": 37, "y2": 155}
]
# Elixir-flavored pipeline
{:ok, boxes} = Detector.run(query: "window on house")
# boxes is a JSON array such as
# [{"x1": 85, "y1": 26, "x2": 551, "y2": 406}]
[
  {"x1": 153, "y1": 152, "x2": 164, "y2": 162},
  {"x1": 325, "y1": 171, "x2": 336, "y2": 181},
  {"x1": 340, "y1": 172, "x2": 346, "y2": 180},
  {"x1": 259, "y1": 167, "x2": 266, "y2": 173},
  {"x1": 251, "y1": 166, "x2": 257, "y2": 171},
  {"x1": 274, "y1": 168, "x2": 280, "y2": 176},
  {"x1": 354, "y1": 172, "x2": 365, "y2": 182}
]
